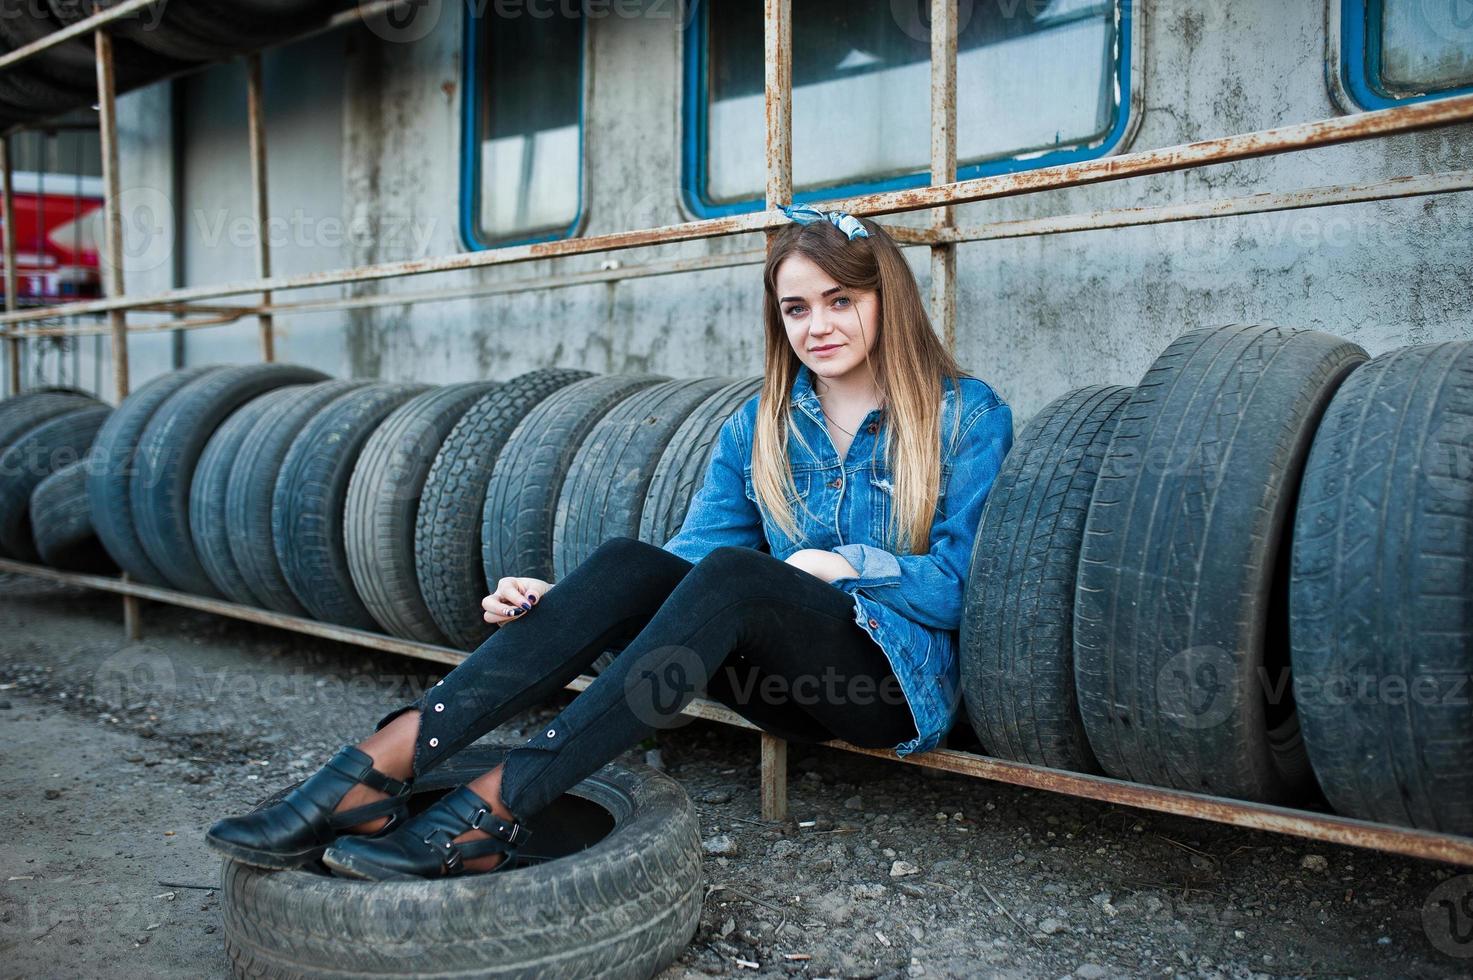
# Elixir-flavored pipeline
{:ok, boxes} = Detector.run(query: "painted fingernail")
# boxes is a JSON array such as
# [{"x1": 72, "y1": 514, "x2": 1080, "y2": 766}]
[
  {"x1": 529, "y1": 594, "x2": 537, "y2": 603},
  {"x1": 520, "y1": 602, "x2": 530, "y2": 610}
]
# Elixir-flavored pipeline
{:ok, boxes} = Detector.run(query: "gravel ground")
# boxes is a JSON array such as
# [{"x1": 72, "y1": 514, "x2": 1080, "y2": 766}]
[{"x1": 0, "y1": 571, "x2": 1469, "y2": 980}]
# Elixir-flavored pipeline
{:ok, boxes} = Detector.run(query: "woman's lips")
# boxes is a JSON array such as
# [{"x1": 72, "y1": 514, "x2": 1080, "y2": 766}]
[{"x1": 811, "y1": 344, "x2": 843, "y2": 355}]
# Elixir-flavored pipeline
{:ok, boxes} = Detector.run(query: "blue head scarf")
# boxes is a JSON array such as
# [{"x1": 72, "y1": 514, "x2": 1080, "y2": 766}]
[{"x1": 777, "y1": 203, "x2": 870, "y2": 241}]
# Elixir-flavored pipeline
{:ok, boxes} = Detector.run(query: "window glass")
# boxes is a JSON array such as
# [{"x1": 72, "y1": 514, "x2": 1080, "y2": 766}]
[
  {"x1": 699, "y1": 0, "x2": 1124, "y2": 207},
  {"x1": 1378, "y1": 0, "x2": 1473, "y2": 94},
  {"x1": 468, "y1": 9, "x2": 582, "y2": 245}
]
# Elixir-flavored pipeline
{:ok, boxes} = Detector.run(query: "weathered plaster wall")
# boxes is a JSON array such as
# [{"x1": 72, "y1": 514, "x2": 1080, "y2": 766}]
[{"x1": 94, "y1": 0, "x2": 1470, "y2": 421}]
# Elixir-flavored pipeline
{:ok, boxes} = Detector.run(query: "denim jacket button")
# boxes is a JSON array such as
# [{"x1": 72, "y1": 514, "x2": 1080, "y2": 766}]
[
  {"x1": 868, "y1": 617, "x2": 879, "y2": 628},
  {"x1": 866, "y1": 422, "x2": 878, "y2": 434},
  {"x1": 829, "y1": 477, "x2": 842, "y2": 489}
]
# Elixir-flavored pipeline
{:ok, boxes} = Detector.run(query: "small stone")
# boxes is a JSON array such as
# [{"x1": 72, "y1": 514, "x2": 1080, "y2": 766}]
[
  {"x1": 896, "y1": 883, "x2": 925, "y2": 898},
  {"x1": 720, "y1": 917, "x2": 736, "y2": 938},
  {"x1": 644, "y1": 749, "x2": 664, "y2": 770},
  {"x1": 844, "y1": 795, "x2": 863, "y2": 811},
  {"x1": 702, "y1": 834, "x2": 738, "y2": 857},
  {"x1": 1300, "y1": 854, "x2": 1329, "y2": 872},
  {"x1": 1038, "y1": 918, "x2": 1066, "y2": 935},
  {"x1": 889, "y1": 860, "x2": 920, "y2": 878},
  {"x1": 700, "y1": 788, "x2": 734, "y2": 805},
  {"x1": 851, "y1": 883, "x2": 886, "y2": 900},
  {"x1": 44, "y1": 788, "x2": 61, "y2": 800},
  {"x1": 769, "y1": 839, "x2": 800, "y2": 860},
  {"x1": 1074, "y1": 965, "x2": 1109, "y2": 979},
  {"x1": 0, "y1": 699, "x2": 10, "y2": 709}
]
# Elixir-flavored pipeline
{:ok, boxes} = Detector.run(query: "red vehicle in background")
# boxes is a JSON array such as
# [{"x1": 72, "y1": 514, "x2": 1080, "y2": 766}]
[{"x1": 0, "y1": 172, "x2": 103, "y2": 304}]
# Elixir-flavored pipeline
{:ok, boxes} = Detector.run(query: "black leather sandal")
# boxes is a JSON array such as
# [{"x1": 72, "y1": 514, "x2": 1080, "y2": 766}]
[
  {"x1": 205, "y1": 743, "x2": 414, "y2": 870},
  {"x1": 320, "y1": 783, "x2": 530, "y2": 881}
]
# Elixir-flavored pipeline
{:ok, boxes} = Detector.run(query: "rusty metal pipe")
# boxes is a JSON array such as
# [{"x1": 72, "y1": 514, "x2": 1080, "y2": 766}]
[{"x1": 5, "y1": 93, "x2": 1468, "y2": 328}]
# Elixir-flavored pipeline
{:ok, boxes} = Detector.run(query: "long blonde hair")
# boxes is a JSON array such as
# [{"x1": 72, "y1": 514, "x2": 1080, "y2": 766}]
[{"x1": 753, "y1": 217, "x2": 968, "y2": 554}]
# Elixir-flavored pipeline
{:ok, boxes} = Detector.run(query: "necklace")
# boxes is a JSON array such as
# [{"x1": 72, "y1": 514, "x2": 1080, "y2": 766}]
[
  {"x1": 820, "y1": 404, "x2": 856, "y2": 437},
  {"x1": 818, "y1": 396, "x2": 883, "y2": 438}
]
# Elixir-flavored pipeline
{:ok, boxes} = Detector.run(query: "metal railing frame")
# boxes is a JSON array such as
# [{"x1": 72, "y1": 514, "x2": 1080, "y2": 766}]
[{"x1": 0, "y1": 0, "x2": 1470, "y2": 865}]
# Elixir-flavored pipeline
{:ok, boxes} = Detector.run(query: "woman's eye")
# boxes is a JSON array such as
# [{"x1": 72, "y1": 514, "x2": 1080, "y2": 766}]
[
  {"x1": 784, "y1": 305, "x2": 807, "y2": 317},
  {"x1": 833, "y1": 296, "x2": 851, "y2": 308}
]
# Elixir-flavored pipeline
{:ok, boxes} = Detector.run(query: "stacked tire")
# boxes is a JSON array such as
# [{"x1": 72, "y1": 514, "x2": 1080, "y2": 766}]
[
  {"x1": 4, "y1": 364, "x2": 764, "y2": 665},
  {"x1": 0, "y1": 387, "x2": 113, "y2": 568},
  {"x1": 960, "y1": 324, "x2": 1472, "y2": 837}
]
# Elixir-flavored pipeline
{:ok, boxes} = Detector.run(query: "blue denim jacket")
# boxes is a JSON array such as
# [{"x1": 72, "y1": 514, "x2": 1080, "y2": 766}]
[{"x1": 660, "y1": 363, "x2": 1014, "y2": 756}]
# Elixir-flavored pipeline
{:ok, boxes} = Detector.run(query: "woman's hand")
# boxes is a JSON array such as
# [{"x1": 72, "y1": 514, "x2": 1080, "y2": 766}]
[
  {"x1": 783, "y1": 549, "x2": 861, "y2": 582},
  {"x1": 482, "y1": 577, "x2": 554, "y2": 624}
]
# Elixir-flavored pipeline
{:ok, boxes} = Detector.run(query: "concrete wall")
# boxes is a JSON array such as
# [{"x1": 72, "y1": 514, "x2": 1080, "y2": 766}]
[{"x1": 80, "y1": 0, "x2": 1471, "y2": 421}]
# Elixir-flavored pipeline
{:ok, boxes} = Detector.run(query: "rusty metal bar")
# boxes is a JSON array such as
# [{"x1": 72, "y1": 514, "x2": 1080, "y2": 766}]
[
  {"x1": 0, "y1": 0, "x2": 158, "y2": 72},
  {"x1": 94, "y1": 30, "x2": 128, "y2": 402},
  {"x1": 245, "y1": 54, "x2": 276, "y2": 362},
  {"x1": 0, "y1": 558, "x2": 467, "y2": 666},
  {"x1": 0, "y1": 136, "x2": 17, "y2": 396},
  {"x1": 5, "y1": 313, "x2": 248, "y2": 339},
  {"x1": 12, "y1": 171, "x2": 1469, "y2": 341},
  {"x1": 830, "y1": 741, "x2": 1473, "y2": 867},
  {"x1": 251, "y1": 248, "x2": 772, "y2": 318},
  {"x1": 33, "y1": 171, "x2": 1473, "y2": 333},
  {"x1": 1, "y1": 553, "x2": 1470, "y2": 865},
  {"x1": 929, "y1": 0, "x2": 958, "y2": 352},
  {"x1": 763, "y1": 0, "x2": 792, "y2": 212},
  {"x1": 94, "y1": 25, "x2": 139, "y2": 640},
  {"x1": 3, "y1": 90, "x2": 1469, "y2": 328},
  {"x1": 906, "y1": 169, "x2": 1473, "y2": 245}
]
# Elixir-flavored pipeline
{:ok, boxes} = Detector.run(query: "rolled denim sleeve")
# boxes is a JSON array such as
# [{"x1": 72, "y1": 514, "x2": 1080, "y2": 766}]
[
  {"x1": 829, "y1": 402, "x2": 1014, "y2": 631},
  {"x1": 660, "y1": 409, "x2": 765, "y2": 563}
]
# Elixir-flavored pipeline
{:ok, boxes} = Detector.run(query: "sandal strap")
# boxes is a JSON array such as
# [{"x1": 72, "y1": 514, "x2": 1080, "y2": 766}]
[
  {"x1": 325, "y1": 744, "x2": 412, "y2": 798},
  {"x1": 411, "y1": 784, "x2": 531, "y2": 872},
  {"x1": 327, "y1": 794, "x2": 409, "y2": 830}
]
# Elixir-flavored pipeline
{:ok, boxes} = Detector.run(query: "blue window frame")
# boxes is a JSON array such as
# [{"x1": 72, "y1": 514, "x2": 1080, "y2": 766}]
[
  {"x1": 1340, "y1": 0, "x2": 1473, "y2": 109},
  {"x1": 460, "y1": 4, "x2": 586, "y2": 250},
  {"x1": 682, "y1": 0, "x2": 1134, "y2": 218}
]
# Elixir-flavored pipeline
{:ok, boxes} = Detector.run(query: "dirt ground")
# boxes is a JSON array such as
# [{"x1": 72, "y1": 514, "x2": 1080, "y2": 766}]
[{"x1": 0, "y1": 571, "x2": 1470, "y2": 980}]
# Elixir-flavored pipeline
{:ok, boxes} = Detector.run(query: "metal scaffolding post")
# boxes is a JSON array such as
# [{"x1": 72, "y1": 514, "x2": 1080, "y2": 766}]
[
  {"x1": 246, "y1": 53, "x2": 276, "y2": 362},
  {"x1": 760, "y1": 0, "x2": 793, "y2": 822},
  {"x1": 94, "y1": 23, "x2": 140, "y2": 640},
  {"x1": 929, "y1": 0, "x2": 958, "y2": 353},
  {"x1": 1, "y1": 136, "x2": 18, "y2": 396}
]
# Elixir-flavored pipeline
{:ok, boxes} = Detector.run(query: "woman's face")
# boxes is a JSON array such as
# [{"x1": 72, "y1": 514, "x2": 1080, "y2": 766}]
[{"x1": 775, "y1": 252, "x2": 881, "y2": 388}]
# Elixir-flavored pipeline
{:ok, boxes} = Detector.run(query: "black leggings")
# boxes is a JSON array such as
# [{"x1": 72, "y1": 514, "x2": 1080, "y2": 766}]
[{"x1": 371, "y1": 536, "x2": 919, "y2": 820}]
